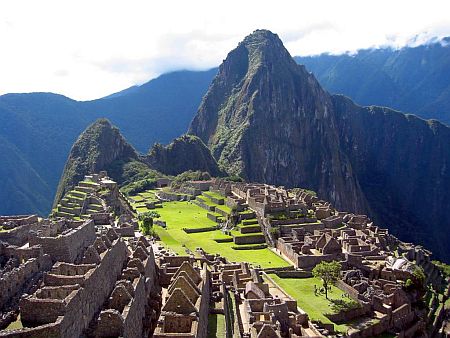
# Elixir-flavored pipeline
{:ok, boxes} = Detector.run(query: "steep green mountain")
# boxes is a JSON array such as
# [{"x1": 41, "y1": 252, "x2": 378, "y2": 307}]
[
  {"x1": 55, "y1": 119, "x2": 223, "y2": 205},
  {"x1": 144, "y1": 134, "x2": 224, "y2": 176},
  {"x1": 0, "y1": 69, "x2": 216, "y2": 215},
  {"x1": 54, "y1": 119, "x2": 139, "y2": 204},
  {"x1": 295, "y1": 38, "x2": 450, "y2": 124},
  {"x1": 189, "y1": 29, "x2": 450, "y2": 262}
]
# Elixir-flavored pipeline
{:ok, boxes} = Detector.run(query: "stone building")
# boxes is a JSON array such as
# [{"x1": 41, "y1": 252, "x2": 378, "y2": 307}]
[{"x1": 153, "y1": 260, "x2": 210, "y2": 338}]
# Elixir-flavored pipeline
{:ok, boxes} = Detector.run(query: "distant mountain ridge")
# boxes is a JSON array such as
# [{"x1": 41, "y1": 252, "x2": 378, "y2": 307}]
[
  {"x1": 295, "y1": 37, "x2": 450, "y2": 124},
  {"x1": 0, "y1": 69, "x2": 216, "y2": 215},
  {"x1": 189, "y1": 29, "x2": 450, "y2": 262},
  {"x1": 2, "y1": 36, "x2": 450, "y2": 220}
]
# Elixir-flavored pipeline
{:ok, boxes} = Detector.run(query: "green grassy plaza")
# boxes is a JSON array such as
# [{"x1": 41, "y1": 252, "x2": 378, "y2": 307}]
[
  {"x1": 267, "y1": 274, "x2": 350, "y2": 333},
  {"x1": 153, "y1": 201, "x2": 289, "y2": 269}
]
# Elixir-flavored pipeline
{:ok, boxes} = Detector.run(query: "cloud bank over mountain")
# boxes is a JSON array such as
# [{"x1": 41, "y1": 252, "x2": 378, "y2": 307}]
[{"x1": 1, "y1": 0, "x2": 450, "y2": 100}]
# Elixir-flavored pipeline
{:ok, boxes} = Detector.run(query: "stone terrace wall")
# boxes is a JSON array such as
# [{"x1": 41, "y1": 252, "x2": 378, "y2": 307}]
[
  {"x1": 0, "y1": 223, "x2": 40, "y2": 247},
  {"x1": 29, "y1": 220, "x2": 96, "y2": 263},
  {"x1": 325, "y1": 303, "x2": 371, "y2": 323},
  {"x1": 197, "y1": 266, "x2": 211, "y2": 338},
  {"x1": 14, "y1": 239, "x2": 128, "y2": 338},
  {"x1": 120, "y1": 246, "x2": 158, "y2": 337},
  {"x1": 0, "y1": 318, "x2": 62, "y2": 338},
  {"x1": 0, "y1": 254, "x2": 52, "y2": 310},
  {"x1": 335, "y1": 280, "x2": 360, "y2": 301},
  {"x1": 57, "y1": 239, "x2": 128, "y2": 338}
]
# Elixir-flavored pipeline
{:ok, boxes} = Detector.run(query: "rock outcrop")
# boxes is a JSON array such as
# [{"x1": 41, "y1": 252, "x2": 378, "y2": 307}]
[
  {"x1": 144, "y1": 134, "x2": 223, "y2": 176},
  {"x1": 189, "y1": 29, "x2": 450, "y2": 261}
]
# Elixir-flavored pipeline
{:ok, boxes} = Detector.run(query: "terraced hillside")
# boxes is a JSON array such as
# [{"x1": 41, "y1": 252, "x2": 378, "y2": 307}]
[
  {"x1": 126, "y1": 188, "x2": 289, "y2": 269},
  {"x1": 52, "y1": 179, "x2": 105, "y2": 220}
]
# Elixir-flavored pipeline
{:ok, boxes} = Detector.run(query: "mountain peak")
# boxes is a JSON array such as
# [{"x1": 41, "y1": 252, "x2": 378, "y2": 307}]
[
  {"x1": 241, "y1": 29, "x2": 282, "y2": 46},
  {"x1": 54, "y1": 118, "x2": 138, "y2": 204},
  {"x1": 235, "y1": 29, "x2": 295, "y2": 70}
]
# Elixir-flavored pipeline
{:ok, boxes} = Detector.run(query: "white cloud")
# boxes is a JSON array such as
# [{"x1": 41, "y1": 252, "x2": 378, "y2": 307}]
[{"x1": 0, "y1": 0, "x2": 449, "y2": 100}]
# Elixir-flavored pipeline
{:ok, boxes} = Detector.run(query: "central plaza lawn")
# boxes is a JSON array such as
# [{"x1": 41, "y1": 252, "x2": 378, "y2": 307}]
[
  {"x1": 267, "y1": 274, "x2": 350, "y2": 333},
  {"x1": 154, "y1": 201, "x2": 289, "y2": 269}
]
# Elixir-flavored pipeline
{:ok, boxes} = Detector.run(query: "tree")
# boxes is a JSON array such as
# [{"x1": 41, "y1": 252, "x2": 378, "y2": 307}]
[
  {"x1": 138, "y1": 212, "x2": 154, "y2": 236},
  {"x1": 312, "y1": 260, "x2": 342, "y2": 299}
]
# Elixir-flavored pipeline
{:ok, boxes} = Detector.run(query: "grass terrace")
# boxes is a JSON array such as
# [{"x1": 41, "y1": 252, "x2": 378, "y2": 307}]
[
  {"x1": 202, "y1": 191, "x2": 225, "y2": 200},
  {"x1": 154, "y1": 201, "x2": 289, "y2": 268},
  {"x1": 207, "y1": 314, "x2": 226, "y2": 338}
]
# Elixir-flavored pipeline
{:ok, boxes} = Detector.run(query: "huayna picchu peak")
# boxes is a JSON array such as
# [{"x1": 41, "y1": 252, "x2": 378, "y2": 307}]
[{"x1": 189, "y1": 29, "x2": 450, "y2": 262}]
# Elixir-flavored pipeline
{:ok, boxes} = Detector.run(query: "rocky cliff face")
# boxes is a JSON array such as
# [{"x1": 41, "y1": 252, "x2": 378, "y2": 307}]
[
  {"x1": 144, "y1": 135, "x2": 223, "y2": 176},
  {"x1": 189, "y1": 29, "x2": 450, "y2": 261},
  {"x1": 189, "y1": 29, "x2": 368, "y2": 213},
  {"x1": 54, "y1": 118, "x2": 139, "y2": 204},
  {"x1": 333, "y1": 95, "x2": 450, "y2": 261}
]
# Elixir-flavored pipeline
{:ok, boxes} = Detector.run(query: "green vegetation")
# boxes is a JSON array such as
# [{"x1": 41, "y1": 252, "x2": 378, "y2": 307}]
[
  {"x1": 114, "y1": 161, "x2": 162, "y2": 195},
  {"x1": 153, "y1": 201, "x2": 289, "y2": 268},
  {"x1": 312, "y1": 261, "x2": 342, "y2": 299},
  {"x1": 267, "y1": 275, "x2": 349, "y2": 332},
  {"x1": 138, "y1": 212, "x2": 155, "y2": 236},
  {"x1": 5, "y1": 315, "x2": 23, "y2": 330},
  {"x1": 171, "y1": 170, "x2": 211, "y2": 189},
  {"x1": 412, "y1": 266, "x2": 426, "y2": 289},
  {"x1": 433, "y1": 260, "x2": 450, "y2": 278},
  {"x1": 202, "y1": 191, "x2": 225, "y2": 200},
  {"x1": 207, "y1": 314, "x2": 226, "y2": 338}
]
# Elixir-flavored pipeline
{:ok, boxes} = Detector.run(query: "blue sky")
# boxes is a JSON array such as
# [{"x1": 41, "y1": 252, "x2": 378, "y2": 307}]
[{"x1": 1, "y1": 0, "x2": 449, "y2": 100}]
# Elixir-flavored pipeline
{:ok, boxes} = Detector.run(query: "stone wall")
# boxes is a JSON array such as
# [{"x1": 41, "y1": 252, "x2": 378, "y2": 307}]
[
  {"x1": 15, "y1": 239, "x2": 128, "y2": 338},
  {"x1": 325, "y1": 303, "x2": 370, "y2": 323},
  {"x1": 197, "y1": 265, "x2": 211, "y2": 338},
  {"x1": 58, "y1": 239, "x2": 128, "y2": 338},
  {"x1": 0, "y1": 318, "x2": 62, "y2": 338},
  {"x1": 0, "y1": 222, "x2": 40, "y2": 247},
  {"x1": 346, "y1": 314, "x2": 390, "y2": 338},
  {"x1": 233, "y1": 234, "x2": 265, "y2": 245},
  {"x1": 297, "y1": 253, "x2": 339, "y2": 269},
  {"x1": 29, "y1": 220, "x2": 96, "y2": 263},
  {"x1": 0, "y1": 248, "x2": 52, "y2": 310},
  {"x1": 335, "y1": 280, "x2": 360, "y2": 301}
]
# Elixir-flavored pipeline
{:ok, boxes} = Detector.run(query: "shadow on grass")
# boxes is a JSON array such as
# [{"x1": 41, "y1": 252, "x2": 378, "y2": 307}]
[
  {"x1": 329, "y1": 298, "x2": 361, "y2": 313},
  {"x1": 207, "y1": 314, "x2": 218, "y2": 338}
]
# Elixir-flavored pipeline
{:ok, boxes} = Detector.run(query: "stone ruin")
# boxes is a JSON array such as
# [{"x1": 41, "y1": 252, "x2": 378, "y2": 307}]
[
  {"x1": 153, "y1": 260, "x2": 210, "y2": 338},
  {"x1": 1, "y1": 174, "x2": 448, "y2": 338}
]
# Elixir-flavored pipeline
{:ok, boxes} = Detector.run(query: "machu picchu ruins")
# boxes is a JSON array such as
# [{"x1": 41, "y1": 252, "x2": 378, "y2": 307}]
[{"x1": 0, "y1": 172, "x2": 449, "y2": 338}]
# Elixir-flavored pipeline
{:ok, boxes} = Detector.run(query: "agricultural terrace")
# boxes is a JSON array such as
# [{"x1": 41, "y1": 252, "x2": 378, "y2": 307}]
[{"x1": 127, "y1": 188, "x2": 289, "y2": 269}]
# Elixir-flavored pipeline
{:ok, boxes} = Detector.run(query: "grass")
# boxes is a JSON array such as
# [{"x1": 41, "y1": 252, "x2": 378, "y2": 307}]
[
  {"x1": 207, "y1": 314, "x2": 226, "y2": 338},
  {"x1": 154, "y1": 201, "x2": 289, "y2": 268},
  {"x1": 215, "y1": 204, "x2": 232, "y2": 214},
  {"x1": 196, "y1": 196, "x2": 216, "y2": 207},
  {"x1": 203, "y1": 191, "x2": 225, "y2": 200},
  {"x1": 267, "y1": 275, "x2": 350, "y2": 333},
  {"x1": 5, "y1": 315, "x2": 23, "y2": 330}
]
